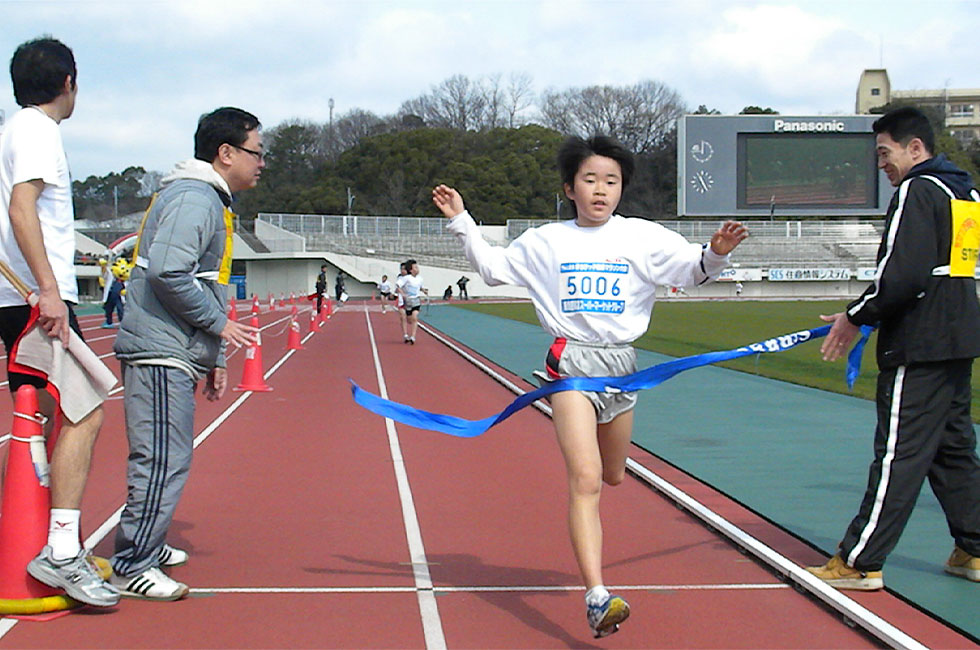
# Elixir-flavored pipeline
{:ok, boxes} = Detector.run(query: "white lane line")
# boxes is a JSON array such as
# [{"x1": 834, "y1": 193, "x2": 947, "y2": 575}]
[
  {"x1": 192, "y1": 583, "x2": 788, "y2": 595},
  {"x1": 0, "y1": 317, "x2": 326, "y2": 641},
  {"x1": 418, "y1": 320, "x2": 929, "y2": 650},
  {"x1": 363, "y1": 307, "x2": 446, "y2": 650}
]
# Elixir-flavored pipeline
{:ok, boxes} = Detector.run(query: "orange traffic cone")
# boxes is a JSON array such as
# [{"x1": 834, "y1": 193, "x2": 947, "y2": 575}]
[
  {"x1": 318, "y1": 302, "x2": 327, "y2": 325},
  {"x1": 325, "y1": 298, "x2": 333, "y2": 317},
  {"x1": 251, "y1": 295, "x2": 260, "y2": 315},
  {"x1": 234, "y1": 316, "x2": 272, "y2": 392},
  {"x1": 290, "y1": 304, "x2": 298, "y2": 320},
  {"x1": 309, "y1": 308, "x2": 321, "y2": 333},
  {"x1": 0, "y1": 386, "x2": 75, "y2": 615},
  {"x1": 286, "y1": 318, "x2": 303, "y2": 350}
]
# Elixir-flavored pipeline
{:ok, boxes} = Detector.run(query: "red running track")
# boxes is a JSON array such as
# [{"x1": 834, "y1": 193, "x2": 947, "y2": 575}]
[{"x1": 0, "y1": 302, "x2": 974, "y2": 648}]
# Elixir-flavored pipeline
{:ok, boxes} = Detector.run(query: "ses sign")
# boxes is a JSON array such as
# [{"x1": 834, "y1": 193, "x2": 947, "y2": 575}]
[{"x1": 768, "y1": 268, "x2": 851, "y2": 281}]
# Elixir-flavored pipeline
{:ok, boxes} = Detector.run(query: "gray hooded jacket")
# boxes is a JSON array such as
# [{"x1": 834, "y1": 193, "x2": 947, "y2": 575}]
[{"x1": 113, "y1": 160, "x2": 232, "y2": 378}]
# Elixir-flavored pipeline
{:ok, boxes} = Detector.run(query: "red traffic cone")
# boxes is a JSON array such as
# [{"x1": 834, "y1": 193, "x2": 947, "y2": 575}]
[
  {"x1": 290, "y1": 292, "x2": 296, "y2": 306},
  {"x1": 287, "y1": 318, "x2": 303, "y2": 350},
  {"x1": 228, "y1": 297, "x2": 237, "y2": 322},
  {"x1": 318, "y1": 302, "x2": 327, "y2": 325},
  {"x1": 0, "y1": 386, "x2": 75, "y2": 614},
  {"x1": 309, "y1": 308, "x2": 321, "y2": 333},
  {"x1": 290, "y1": 304, "x2": 298, "y2": 320},
  {"x1": 234, "y1": 317, "x2": 272, "y2": 392},
  {"x1": 325, "y1": 298, "x2": 333, "y2": 317},
  {"x1": 251, "y1": 295, "x2": 260, "y2": 315},
  {"x1": 268, "y1": 293, "x2": 275, "y2": 311}
]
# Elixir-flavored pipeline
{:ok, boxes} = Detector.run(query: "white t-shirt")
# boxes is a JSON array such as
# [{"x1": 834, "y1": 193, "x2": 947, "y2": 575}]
[
  {"x1": 447, "y1": 211, "x2": 729, "y2": 344},
  {"x1": 399, "y1": 274, "x2": 425, "y2": 299},
  {"x1": 0, "y1": 107, "x2": 78, "y2": 305},
  {"x1": 398, "y1": 273, "x2": 425, "y2": 308},
  {"x1": 378, "y1": 280, "x2": 392, "y2": 294}
]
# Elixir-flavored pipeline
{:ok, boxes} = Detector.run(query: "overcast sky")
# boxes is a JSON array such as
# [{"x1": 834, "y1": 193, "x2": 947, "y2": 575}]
[{"x1": 1, "y1": 0, "x2": 977, "y2": 180}]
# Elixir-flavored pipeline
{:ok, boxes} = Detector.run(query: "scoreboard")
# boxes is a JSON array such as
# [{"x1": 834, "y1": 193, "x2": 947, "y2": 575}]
[{"x1": 678, "y1": 115, "x2": 892, "y2": 217}]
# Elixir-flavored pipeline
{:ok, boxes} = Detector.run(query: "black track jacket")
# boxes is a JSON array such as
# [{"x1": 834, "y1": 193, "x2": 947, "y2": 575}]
[{"x1": 847, "y1": 154, "x2": 980, "y2": 370}]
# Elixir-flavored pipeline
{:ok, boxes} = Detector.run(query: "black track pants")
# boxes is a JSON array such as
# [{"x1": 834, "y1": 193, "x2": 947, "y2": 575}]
[{"x1": 840, "y1": 358, "x2": 980, "y2": 571}]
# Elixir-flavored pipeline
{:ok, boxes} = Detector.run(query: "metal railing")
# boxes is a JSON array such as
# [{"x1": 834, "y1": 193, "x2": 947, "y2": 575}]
[{"x1": 255, "y1": 213, "x2": 886, "y2": 267}]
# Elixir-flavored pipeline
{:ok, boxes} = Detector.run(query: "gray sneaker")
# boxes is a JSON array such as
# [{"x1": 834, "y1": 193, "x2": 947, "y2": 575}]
[{"x1": 27, "y1": 546, "x2": 121, "y2": 607}]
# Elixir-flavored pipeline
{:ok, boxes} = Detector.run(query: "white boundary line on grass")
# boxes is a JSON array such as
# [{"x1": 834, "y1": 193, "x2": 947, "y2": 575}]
[{"x1": 417, "y1": 320, "x2": 929, "y2": 650}]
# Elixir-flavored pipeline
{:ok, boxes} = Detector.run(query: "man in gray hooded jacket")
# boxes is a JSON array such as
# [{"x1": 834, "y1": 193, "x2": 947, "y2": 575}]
[{"x1": 110, "y1": 107, "x2": 262, "y2": 601}]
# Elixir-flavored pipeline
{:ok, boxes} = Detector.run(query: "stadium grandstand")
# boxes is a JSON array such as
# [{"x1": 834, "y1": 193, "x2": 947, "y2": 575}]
[{"x1": 238, "y1": 213, "x2": 894, "y2": 301}]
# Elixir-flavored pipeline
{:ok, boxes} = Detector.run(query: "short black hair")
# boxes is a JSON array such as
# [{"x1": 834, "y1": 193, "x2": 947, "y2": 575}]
[
  {"x1": 873, "y1": 106, "x2": 935, "y2": 155},
  {"x1": 557, "y1": 135, "x2": 634, "y2": 189},
  {"x1": 194, "y1": 107, "x2": 261, "y2": 163},
  {"x1": 10, "y1": 37, "x2": 76, "y2": 107}
]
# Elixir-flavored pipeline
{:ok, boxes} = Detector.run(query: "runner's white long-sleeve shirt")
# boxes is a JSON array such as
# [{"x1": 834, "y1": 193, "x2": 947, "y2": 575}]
[{"x1": 446, "y1": 211, "x2": 730, "y2": 344}]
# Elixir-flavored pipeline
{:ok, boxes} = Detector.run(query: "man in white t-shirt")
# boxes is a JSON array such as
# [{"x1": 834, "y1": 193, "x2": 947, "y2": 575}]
[
  {"x1": 0, "y1": 38, "x2": 119, "y2": 607},
  {"x1": 396, "y1": 258, "x2": 427, "y2": 344}
]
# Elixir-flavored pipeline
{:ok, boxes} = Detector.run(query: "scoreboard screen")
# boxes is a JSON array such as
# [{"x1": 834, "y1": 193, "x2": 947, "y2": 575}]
[
  {"x1": 678, "y1": 115, "x2": 891, "y2": 217},
  {"x1": 738, "y1": 133, "x2": 877, "y2": 209}
]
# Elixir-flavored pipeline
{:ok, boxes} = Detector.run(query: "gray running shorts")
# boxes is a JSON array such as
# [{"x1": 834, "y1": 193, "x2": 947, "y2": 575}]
[{"x1": 538, "y1": 338, "x2": 638, "y2": 424}]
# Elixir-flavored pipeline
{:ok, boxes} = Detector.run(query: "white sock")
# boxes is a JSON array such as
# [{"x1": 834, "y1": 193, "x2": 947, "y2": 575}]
[
  {"x1": 48, "y1": 509, "x2": 82, "y2": 560},
  {"x1": 585, "y1": 585, "x2": 610, "y2": 606}
]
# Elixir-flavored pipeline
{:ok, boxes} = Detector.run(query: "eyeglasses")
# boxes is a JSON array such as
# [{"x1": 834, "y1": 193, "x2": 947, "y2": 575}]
[{"x1": 230, "y1": 144, "x2": 265, "y2": 161}]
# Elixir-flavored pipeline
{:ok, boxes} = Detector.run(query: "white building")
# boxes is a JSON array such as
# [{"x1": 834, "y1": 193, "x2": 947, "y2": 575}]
[{"x1": 856, "y1": 69, "x2": 980, "y2": 144}]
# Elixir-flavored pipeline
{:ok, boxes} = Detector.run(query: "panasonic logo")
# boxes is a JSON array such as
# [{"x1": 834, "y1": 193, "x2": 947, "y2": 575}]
[{"x1": 773, "y1": 119, "x2": 846, "y2": 133}]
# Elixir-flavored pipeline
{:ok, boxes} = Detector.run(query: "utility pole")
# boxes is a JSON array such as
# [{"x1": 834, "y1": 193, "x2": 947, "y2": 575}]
[{"x1": 346, "y1": 187, "x2": 355, "y2": 216}]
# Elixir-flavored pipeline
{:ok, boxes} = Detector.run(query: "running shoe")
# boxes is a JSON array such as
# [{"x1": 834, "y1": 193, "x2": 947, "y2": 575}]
[
  {"x1": 805, "y1": 554, "x2": 883, "y2": 590},
  {"x1": 944, "y1": 547, "x2": 980, "y2": 582},
  {"x1": 27, "y1": 546, "x2": 121, "y2": 607},
  {"x1": 110, "y1": 567, "x2": 189, "y2": 601},
  {"x1": 159, "y1": 543, "x2": 189, "y2": 567},
  {"x1": 409, "y1": 337, "x2": 415, "y2": 345},
  {"x1": 587, "y1": 593, "x2": 630, "y2": 638}
]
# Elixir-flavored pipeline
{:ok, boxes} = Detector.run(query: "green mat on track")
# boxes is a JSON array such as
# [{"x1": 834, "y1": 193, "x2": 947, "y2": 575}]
[{"x1": 422, "y1": 304, "x2": 979, "y2": 641}]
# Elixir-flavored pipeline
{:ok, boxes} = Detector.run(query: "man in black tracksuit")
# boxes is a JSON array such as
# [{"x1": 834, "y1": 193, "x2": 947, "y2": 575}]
[
  {"x1": 315, "y1": 264, "x2": 327, "y2": 314},
  {"x1": 809, "y1": 107, "x2": 980, "y2": 590}
]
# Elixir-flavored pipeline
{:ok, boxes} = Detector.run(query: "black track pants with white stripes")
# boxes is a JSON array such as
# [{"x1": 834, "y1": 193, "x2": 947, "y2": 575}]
[{"x1": 840, "y1": 358, "x2": 980, "y2": 571}]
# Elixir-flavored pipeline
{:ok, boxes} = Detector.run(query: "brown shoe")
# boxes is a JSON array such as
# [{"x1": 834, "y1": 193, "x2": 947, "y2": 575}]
[
  {"x1": 944, "y1": 547, "x2": 980, "y2": 582},
  {"x1": 805, "y1": 553, "x2": 883, "y2": 591}
]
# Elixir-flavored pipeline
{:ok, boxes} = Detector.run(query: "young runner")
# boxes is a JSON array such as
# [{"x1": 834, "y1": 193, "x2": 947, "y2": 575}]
[
  {"x1": 432, "y1": 135, "x2": 748, "y2": 638},
  {"x1": 377, "y1": 274, "x2": 393, "y2": 313},
  {"x1": 396, "y1": 259, "x2": 427, "y2": 344}
]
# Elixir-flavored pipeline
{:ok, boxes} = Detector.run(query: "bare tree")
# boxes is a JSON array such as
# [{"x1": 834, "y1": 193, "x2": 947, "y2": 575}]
[
  {"x1": 538, "y1": 80, "x2": 686, "y2": 153},
  {"x1": 330, "y1": 108, "x2": 385, "y2": 154},
  {"x1": 505, "y1": 72, "x2": 535, "y2": 128},
  {"x1": 481, "y1": 73, "x2": 504, "y2": 130},
  {"x1": 400, "y1": 74, "x2": 510, "y2": 131},
  {"x1": 434, "y1": 74, "x2": 486, "y2": 130}
]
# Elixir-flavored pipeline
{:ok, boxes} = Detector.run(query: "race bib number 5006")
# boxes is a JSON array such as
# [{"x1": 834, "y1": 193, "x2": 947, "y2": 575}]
[{"x1": 559, "y1": 262, "x2": 628, "y2": 314}]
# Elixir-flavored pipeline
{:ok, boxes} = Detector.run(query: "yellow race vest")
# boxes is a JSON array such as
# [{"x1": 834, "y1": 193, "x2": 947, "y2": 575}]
[{"x1": 949, "y1": 198, "x2": 980, "y2": 278}]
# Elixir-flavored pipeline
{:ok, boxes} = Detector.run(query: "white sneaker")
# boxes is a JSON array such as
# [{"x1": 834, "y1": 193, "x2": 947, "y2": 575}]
[
  {"x1": 158, "y1": 543, "x2": 188, "y2": 567},
  {"x1": 110, "y1": 567, "x2": 189, "y2": 601}
]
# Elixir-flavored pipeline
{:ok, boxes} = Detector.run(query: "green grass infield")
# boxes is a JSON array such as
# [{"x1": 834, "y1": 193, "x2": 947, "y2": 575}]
[{"x1": 454, "y1": 299, "x2": 980, "y2": 423}]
